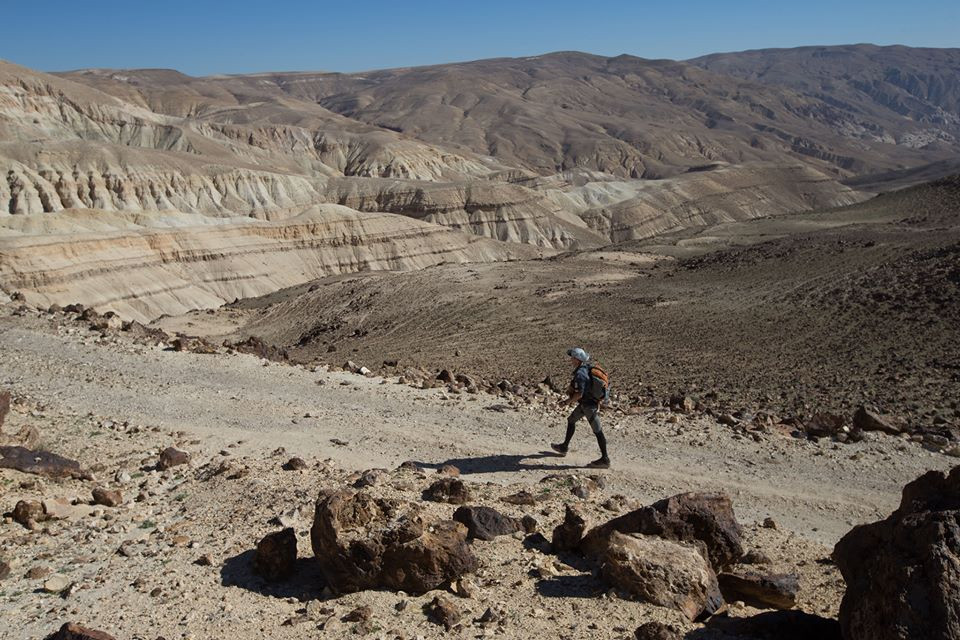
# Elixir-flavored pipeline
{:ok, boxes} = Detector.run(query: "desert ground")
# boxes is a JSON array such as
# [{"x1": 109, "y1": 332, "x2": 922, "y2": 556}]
[{"x1": 0, "y1": 302, "x2": 955, "y2": 639}]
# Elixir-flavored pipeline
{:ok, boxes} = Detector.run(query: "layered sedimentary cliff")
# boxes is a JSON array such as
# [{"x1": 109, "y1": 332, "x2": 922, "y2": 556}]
[{"x1": 0, "y1": 205, "x2": 541, "y2": 322}]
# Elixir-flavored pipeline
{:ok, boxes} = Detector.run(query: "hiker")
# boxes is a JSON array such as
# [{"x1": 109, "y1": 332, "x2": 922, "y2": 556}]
[{"x1": 551, "y1": 347, "x2": 610, "y2": 468}]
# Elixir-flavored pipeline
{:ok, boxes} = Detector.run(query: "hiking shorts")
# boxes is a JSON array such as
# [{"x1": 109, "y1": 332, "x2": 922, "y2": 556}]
[{"x1": 569, "y1": 402, "x2": 602, "y2": 435}]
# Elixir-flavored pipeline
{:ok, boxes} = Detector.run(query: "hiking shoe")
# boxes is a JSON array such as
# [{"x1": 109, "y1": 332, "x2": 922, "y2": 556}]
[
  {"x1": 587, "y1": 457, "x2": 611, "y2": 469},
  {"x1": 551, "y1": 443, "x2": 568, "y2": 456}
]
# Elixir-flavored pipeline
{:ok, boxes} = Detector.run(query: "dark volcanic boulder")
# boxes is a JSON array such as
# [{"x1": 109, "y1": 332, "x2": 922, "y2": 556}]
[
  {"x1": 718, "y1": 570, "x2": 798, "y2": 610},
  {"x1": 833, "y1": 466, "x2": 960, "y2": 640},
  {"x1": 581, "y1": 492, "x2": 743, "y2": 571},
  {"x1": 44, "y1": 623, "x2": 116, "y2": 640},
  {"x1": 253, "y1": 528, "x2": 297, "y2": 581},
  {"x1": 310, "y1": 489, "x2": 477, "y2": 595},
  {"x1": 452, "y1": 506, "x2": 520, "y2": 541},
  {"x1": 602, "y1": 531, "x2": 724, "y2": 622}
]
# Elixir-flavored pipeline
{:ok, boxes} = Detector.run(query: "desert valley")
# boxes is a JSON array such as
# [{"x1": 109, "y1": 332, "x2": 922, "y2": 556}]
[{"x1": 1, "y1": 41, "x2": 959, "y2": 640}]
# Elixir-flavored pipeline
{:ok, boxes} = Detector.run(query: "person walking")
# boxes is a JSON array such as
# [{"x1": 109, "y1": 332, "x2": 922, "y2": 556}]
[{"x1": 551, "y1": 347, "x2": 611, "y2": 469}]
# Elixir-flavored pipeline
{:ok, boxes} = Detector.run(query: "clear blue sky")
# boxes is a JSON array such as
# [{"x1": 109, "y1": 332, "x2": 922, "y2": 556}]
[{"x1": 2, "y1": 0, "x2": 957, "y2": 76}]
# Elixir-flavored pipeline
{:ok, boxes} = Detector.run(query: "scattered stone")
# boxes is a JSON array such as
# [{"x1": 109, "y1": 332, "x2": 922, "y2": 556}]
[
  {"x1": 282, "y1": 457, "x2": 308, "y2": 471},
  {"x1": 601, "y1": 531, "x2": 724, "y2": 622},
  {"x1": 452, "y1": 576, "x2": 478, "y2": 598},
  {"x1": 571, "y1": 477, "x2": 601, "y2": 500},
  {"x1": 310, "y1": 489, "x2": 478, "y2": 594},
  {"x1": 501, "y1": 490, "x2": 537, "y2": 506},
  {"x1": 43, "y1": 622, "x2": 117, "y2": 640},
  {"x1": 718, "y1": 570, "x2": 799, "y2": 609},
  {"x1": 853, "y1": 406, "x2": 903, "y2": 435},
  {"x1": 0, "y1": 446, "x2": 92, "y2": 479},
  {"x1": 157, "y1": 447, "x2": 190, "y2": 470},
  {"x1": 230, "y1": 336, "x2": 287, "y2": 362},
  {"x1": 452, "y1": 506, "x2": 520, "y2": 541},
  {"x1": 476, "y1": 607, "x2": 501, "y2": 627},
  {"x1": 91, "y1": 487, "x2": 123, "y2": 507},
  {"x1": 397, "y1": 460, "x2": 422, "y2": 472},
  {"x1": 762, "y1": 517, "x2": 778, "y2": 530},
  {"x1": 833, "y1": 466, "x2": 960, "y2": 640},
  {"x1": 423, "y1": 477, "x2": 472, "y2": 504},
  {"x1": 0, "y1": 558, "x2": 10, "y2": 580},
  {"x1": 437, "y1": 464, "x2": 461, "y2": 477},
  {"x1": 804, "y1": 413, "x2": 846, "y2": 439},
  {"x1": 634, "y1": 621, "x2": 683, "y2": 640},
  {"x1": 42, "y1": 574, "x2": 74, "y2": 594},
  {"x1": 521, "y1": 514, "x2": 539, "y2": 534},
  {"x1": 581, "y1": 491, "x2": 744, "y2": 571},
  {"x1": 12, "y1": 499, "x2": 45, "y2": 528},
  {"x1": 552, "y1": 503, "x2": 590, "y2": 552},
  {"x1": 740, "y1": 549, "x2": 773, "y2": 565},
  {"x1": 194, "y1": 554, "x2": 214, "y2": 567},
  {"x1": 253, "y1": 528, "x2": 297, "y2": 582},
  {"x1": 27, "y1": 566, "x2": 52, "y2": 579},
  {"x1": 424, "y1": 595, "x2": 461, "y2": 630},
  {"x1": 353, "y1": 468, "x2": 388, "y2": 488},
  {"x1": 342, "y1": 605, "x2": 372, "y2": 623}
]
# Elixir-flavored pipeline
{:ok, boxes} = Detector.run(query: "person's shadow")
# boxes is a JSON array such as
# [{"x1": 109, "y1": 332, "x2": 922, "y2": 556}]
[{"x1": 415, "y1": 451, "x2": 584, "y2": 475}]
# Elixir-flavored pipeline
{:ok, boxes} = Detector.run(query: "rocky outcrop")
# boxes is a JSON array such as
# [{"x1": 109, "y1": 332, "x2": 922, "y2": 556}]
[
  {"x1": 310, "y1": 489, "x2": 477, "y2": 595},
  {"x1": 601, "y1": 531, "x2": 724, "y2": 621},
  {"x1": 581, "y1": 492, "x2": 744, "y2": 571},
  {"x1": 833, "y1": 466, "x2": 960, "y2": 640}
]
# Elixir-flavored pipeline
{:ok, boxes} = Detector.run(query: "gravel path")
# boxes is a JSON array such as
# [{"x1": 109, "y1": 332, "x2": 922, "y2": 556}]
[{"x1": 1, "y1": 312, "x2": 951, "y2": 546}]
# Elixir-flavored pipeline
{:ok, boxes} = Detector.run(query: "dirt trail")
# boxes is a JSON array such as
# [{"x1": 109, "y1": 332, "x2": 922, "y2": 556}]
[{"x1": 1, "y1": 313, "x2": 950, "y2": 546}]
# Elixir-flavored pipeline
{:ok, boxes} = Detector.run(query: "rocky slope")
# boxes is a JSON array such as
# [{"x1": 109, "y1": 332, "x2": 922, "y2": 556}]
[
  {"x1": 691, "y1": 44, "x2": 960, "y2": 145},
  {"x1": 166, "y1": 175, "x2": 960, "y2": 433}
]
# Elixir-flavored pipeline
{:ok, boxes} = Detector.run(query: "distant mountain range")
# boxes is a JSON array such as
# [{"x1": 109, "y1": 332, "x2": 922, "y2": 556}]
[
  {"x1": 0, "y1": 44, "x2": 957, "y2": 319},
  {"x1": 54, "y1": 44, "x2": 960, "y2": 179}
]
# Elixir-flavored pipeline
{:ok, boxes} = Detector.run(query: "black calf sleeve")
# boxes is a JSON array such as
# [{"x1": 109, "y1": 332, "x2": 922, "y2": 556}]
[
  {"x1": 563, "y1": 420, "x2": 577, "y2": 447},
  {"x1": 595, "y1": 430, "x2": 608, "y2": 458}
]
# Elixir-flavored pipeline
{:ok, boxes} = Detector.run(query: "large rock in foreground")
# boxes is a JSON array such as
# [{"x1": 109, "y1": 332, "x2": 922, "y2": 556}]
[
  {"x1": 602, "y1": 531, "x2": 724, "y2": 621},
  {"x1": 310, "y1": 489, "x2": 477, "y2": 594},
  {"x1": 833, "y1": 466, "x2": 960, "y2": 640},
  {"x1": 581, "y1": 492, "x2": 743, "y2": 571},
  {"x1": 44, "y1": 623, "x2": 116, "y2": 640}
]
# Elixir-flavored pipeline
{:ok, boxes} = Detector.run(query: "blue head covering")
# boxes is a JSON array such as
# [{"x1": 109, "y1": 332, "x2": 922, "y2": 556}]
[{"x1": 567, "y1": 347, "x2": 590, "y2": 363}]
